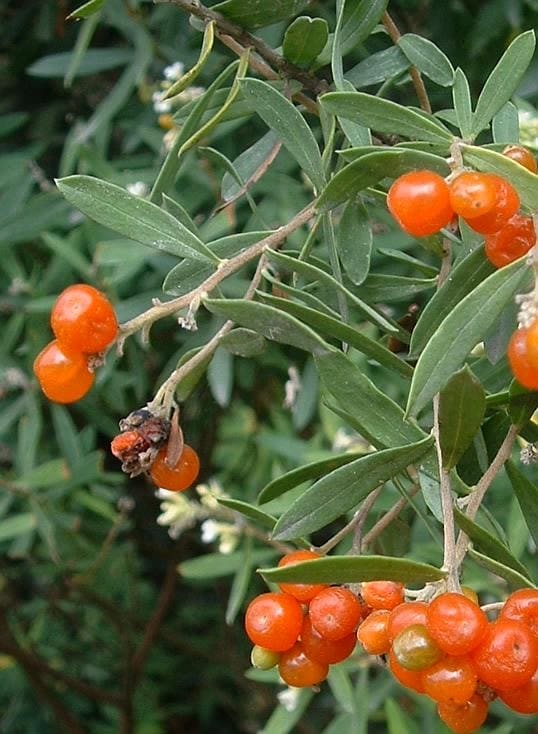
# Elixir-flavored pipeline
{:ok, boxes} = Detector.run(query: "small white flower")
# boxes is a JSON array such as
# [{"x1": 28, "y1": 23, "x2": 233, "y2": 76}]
[
  {"x1": 175, "y1": 86, "x2": 206, "y2": 103},
  {"x1": 152, "y1": 90, "x2": 172, "y2": 114},
  {"x1": 283, "y1": 366, "x2": 301, "y2": 410},
  {"x1": 126, "y1": 181, "x2": 148, "y2": 198},
  {"x1": 277, "y1": 687, "x2": 301, "y2": 712},
  {"x1": 201, "y1": 519, "x2": 219, "y2": 543},
  {"x1": 156, "y1": 491, "x2": 198, "y2": 538},
  {"x1": 196, "y1": 479, "x2": 227, "y2": 509},
  {"x1": 164, "y1": 61, "x2": 184, "y2": 82}
]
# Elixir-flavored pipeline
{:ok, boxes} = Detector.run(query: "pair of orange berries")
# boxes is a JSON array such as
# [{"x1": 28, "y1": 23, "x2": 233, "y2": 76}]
[{"x1": 33, "y1": 284, "x2": 118, "y2": 403}]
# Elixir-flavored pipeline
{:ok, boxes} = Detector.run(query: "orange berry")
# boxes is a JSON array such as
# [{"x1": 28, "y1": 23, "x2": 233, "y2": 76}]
[
  {"x1": 33, "y1": 340, "x2": 94, "y2": 404},
  {"x1": 437, "y1": 693, "x2": 488, "y2": 734},
  {"x1": 499, "y1": 661, "x2": 538, "y2": 714},
  {"x1": 277, "y1": 550, "x2": 327, "y2": 602},
  {"x1": 301, "y1": 615, "x2": 356, "y2": 665},
  {"x1": 278, "y1": 641, "x2": 329, "y2": 687},
  {"x1": 422, "y1": 655, "x2": 478, "y2": 705},
  {"x1": 525, "y1": 321, "x2": 538, "y2": 372},
  {"x1": 508, "y1": 328, "x2": 538, "y2": 390},
  {"x1": 465, "y1": 175, "x2": 520, "y2": 234},
  {"x1": 427, "y1": 593, "x2": 488, "y2": 656},
  {"x1": 472, "y1": 618, "x2": 538, "y2": 691},
  {"x1": 387, "y1": 601, "x2": 429, "y2": 643},
  {"x1": 500, "y1": 588, "x2": 538, "y2": 640},
  {"x1": 392, "y1": 623, "x2": 443, "y2": 671},
  {"x1": 244, "y1": 592, "x2": 303, "y2": 652},
  {"x1": 356, "y1": 609, "x2": 391, "y2": 655},
  {"x1": 484, "y1": 212, "x2": 535, "y2": 268},
  {"x1": 388, "y1": 649, "x2": 425, "y2": 693},
  {"x1": 387, "y1": 170, "x2": 453, "y2": 237},
  {"x1": 309, "y1": 587, "x2": 362, "y2": 641},
  {"x1": 449, "y1": 171, "x2": 499, "y2": 219},
  {"x1": 149, "y1": 444, "x2": 200, "y2": 492},
  {"x1": 503, "y1": 145, "x2": 538, "y2": 174},
  {"x1": 51, "y1": 284, "x2": 118, "y2": 354},
  {"x1": 361, "y1": 580, "x2": 405, "y2": 611}
]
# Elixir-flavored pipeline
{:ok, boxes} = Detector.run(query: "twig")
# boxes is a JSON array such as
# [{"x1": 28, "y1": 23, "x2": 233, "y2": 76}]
[
  {"x1": 118, "y1": 202, "x2": 316, "y2": 342},
  {"x1": 382, "y1": 11, "x2": 432, "y2": 114},
  {"x1": 314, "y1": 487, "x2": 383, "y2": 556},
  {"x1": 454, "y1": 425, "x2": 518, "y2": 565},
  {"x1": 361, "y1": 484, "x2": 421, "y2": 550}
]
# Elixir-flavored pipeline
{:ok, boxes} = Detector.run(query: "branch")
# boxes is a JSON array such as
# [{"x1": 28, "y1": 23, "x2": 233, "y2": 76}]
[
  {"x1": 361, "y1": 484, "x2": 421, "y2": 551},
  {"x1": 314, "y1": 486, "x2": 383, "y2": 556}
]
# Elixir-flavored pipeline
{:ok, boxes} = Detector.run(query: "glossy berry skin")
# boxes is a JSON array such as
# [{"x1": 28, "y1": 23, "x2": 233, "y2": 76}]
[
  {"x1": 465, "y1": 175, "x2": 520, "y2": 234},
  {"x1": 388, "y1": 650, "x2": 425, "y2": 693},
  {"x1": 309, "y1": 587, "x2": 362, "y2": 641},
  {"x1": 472, "y1": 618, "x2": 538, "y2": 691},
  {"x1": 277, "y1": 550, "x2": 327, "y2": 602},
  {"x1": 250, "y1": 645, "x2": 280, "y2": 670},
  {"x1": 500, "y1": 588, "x2": 538, "y2": 640},
  {"x1": 503, "y1": 145, "x2": 538, "y2": 174},
  {"x1": 51, "y1": 284, "x2": 118, "y2": 354},
  {"x1": 437, "y1": 693, "x2": 488, "y2": 734},
  {"x1": 361, "y1": 580, "x2": 405, "y2": 611},
  {"x1": 449, "y1": 172, "x2": 499, "y2": 219},
  {"x1": 387, "y1": 601, "x2": 429, "y2": 643},
  {"x1": 508, "y1": 328, "x2": 538, "y2": 390},
  {"x1": 499, "y1": 662, "x2": 538, "y2": 714},
  {"x1": 387, "y1": 171, "x2": 453, "y2": 237},
  {"x1": 525, "y1": 321, "x2": 538, "y2": 372},
  {"x1": 149, "y1": 444, "x2": 200, "y2": 492},
  {"x1": 33, "y1": 340, "x2": 94, "y2": 404},
  {"x1": 422, "y1": 655, "x2": 478, "y2": 705},
  {"x1": 392, "y1": 623, "x2": 442, "y2": 671},
  {"x1": 357, "y1": 609, "x2": 391, "y2": 655},
  {"x1": 278, "y1": 642, "x2": 329, "y2": 687},
  {"x1": 244, "y1": 592, "x2": 303, "y2": 652},
  {"x1": 484, "y1": 213, "x2": 535, "y2": 268},
  {"x1": 301, "y1": 616, "x2": 356, "y2": 665},
  {"x1": 427, "y1": 593, "x2": 488, "y2": 656}
]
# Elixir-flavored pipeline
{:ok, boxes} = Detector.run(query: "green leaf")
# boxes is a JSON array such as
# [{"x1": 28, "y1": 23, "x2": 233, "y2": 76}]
[
  {"x1": 221, "y1": 131, "x2": 280, "y2": 202},
  {"x1": 180, "y1": 548, "x2": 276, "y2": 579},
  {"x1": 219, "y1": 328, "x2": 266, "y2": 357},
  {"x1": 56, "y1": 175, "x2": 217, "y2": 262},
  {"x1": 461, "y1": 144, "x2": 538, "y2": 211},
  {"x1": 439, "y1": 367, "x2": 486, "y2": 470},
  {"x1": 356, "y1": 274, "x2": 436, "y2": 303},
  {"x1": 258, "y1": 294, "x2": 413, "y2": 379},
  {"x1": 67, "y1": 0, "x2": 105, "y2": 19},
  {"x1": 226, "y1": 537, "x2": 254, "y2": 624},
  {"x1": 283, "y1": 17, "x2": 329, "y2": 67},
  {"x1": 207, "y1": 347, "x2": 233, "y2": 408},
  {"x1": 508, "y1": 381, "x2": 538, "y2": 428},
  {"x1": 213, "y1": 0, "x2": 310, "y2": 29},
  {"x1": 338, "y1": 0, "x2": 389, "y2": 49},
  {"x1": 260, "y1": 690, "x2": 314, "y2": 734},
  {"x1": 452, "y1": 68, "x2": 473, "y2": 140},
  {"x1": 317, "y1": 350, "x2": 424, "y2": 447},
  {"x1": 204, "y1": 298, "x2": 331, "y2": 355},
  {"x1": 492, "y1": 102, "x2": 519, "y2": 145},
  {"x1": 218, "y1": 498, "x2": 276, "y2": 530},
  {"x1": 261, "y1": 553, "x2": 444, "y2": 584},
  {"x1": 345, "y1": 46, "x2": 410, "y2": 88},
  {"x1": 164, "y1": 21, "x2": 215, "y2": 98},
  {"x1": 385, "y1": 699, "x2": 419, "y2": 734},
  {"x1": 454, "y1": 509, "x2": 530, "y2": 580},
  {"x1": 0, "y1": 513, "x2": 36, "y2": 543},
  {"x1": 339, "y1": 145, "x2": 450, "y2": 175},
  {"x1": 266, "y1": 250, "x2": 399, "y2": 334},
  {"x1": 398, "y1": 34, "x2": 454, "y2": 86},
  {"x1": 321, "y1": 92, "x2": 453, "y2": 143},
  {"x1": 27, "y1": 49, "x2": 130, "y2": 78},
  {"x1": 469, "y1": 548, "x2": 535, "y2": 590},
  {"x1": 506, "y1": 461, "x2": 538, "y2": 549},
  {"x1": 64, "y1": 13, "x2": 101, "y2": 88},
  {"x1": 407, "y1": 258, "x2": 528, "y2": 417},
  {"x1": 239, "y1": 78, "x2": 325, "y2": 190},
  {"x1": 410, "y1": 247, "x2": 495, "y2": 357},
  {"x1": 472, "y1": 30, "x2": 536, "y2": 135},
  {"x1": 258, "y1": 452, "x2": 362, "y2": 505},
  {"x1": 318, "y1": 150, "x2": 403, "y2": 208},
  {"x1": 337, "y1": 199, "x2": 371, "y2": 285},
  {"x1": 272, "y1": 436, "x2": 433, "y2": 539}
]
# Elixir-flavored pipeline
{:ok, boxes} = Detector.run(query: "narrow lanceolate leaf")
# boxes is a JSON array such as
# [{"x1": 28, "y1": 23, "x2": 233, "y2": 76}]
[
  {"x1": 258, "y1": 452, "x2": 362, "y2": 505},
  {"x1": 321, "y1": 92, "x2": 453, "y2": 143},
  {"x1": 452, "y1": 68, "x2": 473, "y2": 140},
  {"x1": 469, "y1": 549, "x2": 535, "y2": 590},
  {"x1": 316, "y1": 350, "x2": 426, "y2": 449},
  {"x1": 506, "y1": 461, "x2": 538, "y2": 549},
  {"x1": 212, "y1": 0, "x2": 310, "y2": 29},
  {"x1": 204, "y1": 298, "x2": 331, "y2": 355},
  {"x1": 397, "y1": 34, "x2": 454, "y2": 86},
  {"x1": 339, "y1": 146, "x2": 450, "y2": 176},
  {"x1": 410, "y1": 247, "x2": 495, "y2": 357},
  {"x1": 258, "y1": 294, "x2": 414, "y2": 379},
  {"x1": 164, "y1": 21, "x2": 215, "y2": 98},
  {"x1": 273, "y1": 436, "x2": 433, "y2": 539},
  {"x1": 67, "y1": 0, "x2": 104, "y2": 19},
  {"x1": 439, "y1": 367, "x2": 486, "y2": 470},
  {"x1": 56, "y1": 176, "x2": 217, "y2": 262},
  {"x1": 239, "y1": 78, "x2": 325, "y2": 190},
  {"x1": 406, "y1": 258, "x2": 528, "y2": 417},
  {"x1": 180, "y1": 548, "x2": 276, "y2": 579},
  {"x1": 454, "y1": 509, "x2": 530, "y2": 580},
  {"x1": 283, "y1": 16, "x2": 328, "y2": 67},
  {"x1": 357, "y1": 274, "x2": 436, "y2": 303},
  {"x1": 221, "y1": 131, "x2": 280, "y2": 202},
  {"x1": 492, "y1": 102, "x2": 519, "y2": 145},
  {"x1": 345, "y1": 46, "x2": 410, "y2": 88},
  {"x1": 218, "y1": 498, "x2": 276, "y2": 530},
  {"x1": 261, "y1": 554, "x2": 444, "y2": 584},
  {"x1": 461, "y1": 144, "x2": 538, "y2": 211},
  {"x1": 472, "y1": 30, "x2": 536, "y2": 135},
  {"x1": 337, "y1": 199, "x2": 372, "y2": 285},
  {"x1": 0, "y1": 513, "x2": 36, "y2": 543},
  {"x1": 219, "y1": 328, "x2": 266, "y2": 357}
]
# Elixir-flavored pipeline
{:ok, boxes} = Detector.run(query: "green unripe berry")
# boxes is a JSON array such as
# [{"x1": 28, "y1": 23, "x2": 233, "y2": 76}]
[
  {"x1": 250, "y1": 645, "x2": 280, "y2": 670},
  {"x1": 392, "y1": 623, "x2": 442, "y2": 671}
]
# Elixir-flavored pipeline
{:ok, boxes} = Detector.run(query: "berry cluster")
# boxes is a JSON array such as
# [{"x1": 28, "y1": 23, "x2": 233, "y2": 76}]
[
  {"x1": 387, "y1": 145, "x2": 536, "y2": 269},
  {"x1": 246, "y1": 560, "x2": 538, "y2": 734},
  {"x1": 33, "y1": 284, "x2": 118, "y2": 404}
]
